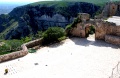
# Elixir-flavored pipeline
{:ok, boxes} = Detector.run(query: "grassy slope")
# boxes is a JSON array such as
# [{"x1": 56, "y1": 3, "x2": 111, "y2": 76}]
[
  {"x1": 62, "y1": 0, "x2": 120, "y2": 4},
  {"x1": 29, "y1": 0, "x2": 120, "y2": 6}
]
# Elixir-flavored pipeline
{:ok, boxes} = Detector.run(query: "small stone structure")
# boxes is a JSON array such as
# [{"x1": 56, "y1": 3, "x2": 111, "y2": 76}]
[
  {"x1": 0, "y1": 38, "x2": 43, "y2": 63},
  {"x1": 69, "y1": 13, "x2": 120, "y2": 46}
]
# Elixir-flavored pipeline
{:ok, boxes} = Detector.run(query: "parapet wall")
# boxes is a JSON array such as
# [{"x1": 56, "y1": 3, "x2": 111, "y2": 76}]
[
  {"x1": 0, "y1": 38, "x2": 43, "y2": 63},
  {"x1": 95, "y1": 20, "x2": 120, "y2": 40},
  {"x1": 0, "y1": 45, "x2": 28, "y2": 63}
]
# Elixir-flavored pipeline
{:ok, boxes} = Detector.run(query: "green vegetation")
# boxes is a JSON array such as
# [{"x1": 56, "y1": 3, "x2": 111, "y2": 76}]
[
  {"x1": 89, "y1": 25, "x2": 95, "y2": 34},
  {"x1": 65, "y1": 17, "x2": 82, "y2": 35},
  {"x1": 61, "y1": 0, "x2": 120, "y2": 5},
  {"x1": 30, "y1": 0, "x2": 120, "y2": 7},
  {"x1": 42, "y1": 27, "x2": 66, "y2": 44},
  {"x1": 30, "y1": 1, "x2": 69, "y2": 7},
  {"x1": 0, "y1": 21, "x2": 18, "y2": 39},
  {"x1": 0, "y1": 27, "x2": 67, "y2": 55},
  {"x1": 0, "y1": 40, "x2": 24, "y2": 55},
  {"x1": 34, "y1": 31, "x2": 43, "y2": 39},
  {"x1": 21, "y1": 36, "x2": 32, "y2": 43}
]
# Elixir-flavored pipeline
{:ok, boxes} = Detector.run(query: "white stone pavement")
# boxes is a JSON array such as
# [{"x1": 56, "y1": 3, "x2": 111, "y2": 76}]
[
  {"x1": 106, "y1": 16, "x2": 120, "y2": 26},
  {"x1": 0, "y1": 36, "x2": 120, "y2": 78}
]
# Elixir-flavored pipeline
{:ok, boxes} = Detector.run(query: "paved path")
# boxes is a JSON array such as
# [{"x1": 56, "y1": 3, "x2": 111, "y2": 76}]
[{"x1": 0, "y1": 36, "x2": 120, "y2": 78}]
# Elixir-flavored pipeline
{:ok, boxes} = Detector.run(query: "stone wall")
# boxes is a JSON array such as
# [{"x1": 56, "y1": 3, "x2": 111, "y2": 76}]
[
  {"x1": 23, "y1": 39, "x2": 43, "y2": 48},
  {"x1": 109, "y1": 3, "x2": 118, "y2": 16},
  {"x1": 105, "y1": 35, "x2": 120, "y2": 45},
  {"x1": 70, "y1": 13, "x2": 92, "y2": 38},
  {"x1": 0, "y1": 45, "x2": 28, "y2": 63},
  {"x1": 102, "y1": 2, "x2": 120, "y2": 17},
  {"x1": 69, "y1": 13, "x2": 120, "y2": 45},
  {"x1": 78, "y1": 13, "x2": 90, "y2": 21},
  {"x1": 71, "y1": 23, "x2": 85, "y2": 37},
  {"x1": 0, "y1": 38, "x2": 43, "y2": 63},
  {"x1": 95, "y1": 20, "x2": 120, "y2": 40},
  {"x1": 95, "y1": 20, "x2": 120, "y2": 45}
]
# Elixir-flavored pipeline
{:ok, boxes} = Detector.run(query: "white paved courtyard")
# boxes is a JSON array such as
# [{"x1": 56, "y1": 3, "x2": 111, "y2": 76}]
[{"x1": 0, "y1": 36, "x2": 120, "y2": 78}]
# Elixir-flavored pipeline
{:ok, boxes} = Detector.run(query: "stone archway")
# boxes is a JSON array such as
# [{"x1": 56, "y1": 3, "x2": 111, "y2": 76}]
[{"x1": 84, "y1": 24, "x2": 95, "y2": 38}]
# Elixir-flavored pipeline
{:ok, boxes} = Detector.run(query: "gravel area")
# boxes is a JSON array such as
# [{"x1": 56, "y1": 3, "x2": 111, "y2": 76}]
[{"x1": 0, "y1": 35, "x2": 120, "y2": 78}]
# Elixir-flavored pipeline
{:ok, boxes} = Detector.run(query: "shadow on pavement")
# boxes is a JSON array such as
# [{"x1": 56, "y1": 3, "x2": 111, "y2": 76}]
[{"x1": 70, "y1": 37, "x2": 120, "y2": 49}]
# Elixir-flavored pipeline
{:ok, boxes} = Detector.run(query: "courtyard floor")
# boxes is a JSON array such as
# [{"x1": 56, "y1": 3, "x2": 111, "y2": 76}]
[{"x1": 0, "y1": 35, "x2": 120, "y2": 78}]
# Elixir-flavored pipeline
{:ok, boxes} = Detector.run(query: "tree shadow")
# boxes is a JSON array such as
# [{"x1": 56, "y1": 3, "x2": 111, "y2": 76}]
[{"x1": 70, "y1": 37, "x2": 120, "y2": 49}]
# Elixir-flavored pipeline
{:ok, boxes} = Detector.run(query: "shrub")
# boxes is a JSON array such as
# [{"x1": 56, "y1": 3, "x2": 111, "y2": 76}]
[
  {"x1": 42, "y1": 27, "x2": 66, "y2": 44},
  {"x1": 21, "y1": 36, "x2": 32, "y2": 43},
  {"x1": 58, "y1": 36, "x2": 66, "y2": 41},
  {"x1": 34, "y1": 31, "x2": 43, "y2": 39},
  {"x1": 0, "y1": 40, "x2": 23, "y2": 55},
  {"x1": 65, "y1": 24, "x2": 72, "y2": 35},
  {"x1": 89, "y1": 25, "x2": 95, "y2": 34}
]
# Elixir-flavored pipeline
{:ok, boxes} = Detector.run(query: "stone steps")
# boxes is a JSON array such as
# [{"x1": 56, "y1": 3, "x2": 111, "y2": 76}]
[{"x1": 105, "y1": 35, "x2": 120, "y2": 46}]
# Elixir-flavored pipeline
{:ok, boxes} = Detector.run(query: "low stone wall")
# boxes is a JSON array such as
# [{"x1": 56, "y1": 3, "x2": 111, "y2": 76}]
[
  {"x1": 0, "y1": 45, "x2": 28, "y2": 63},
  {"x1": 23, "y1": 39, "x2": 43, "y2": 48},
  {"x1": 0, "y1": 38, "x2": 43, "y2": 63},
  {"x1": 105, "y1": 35, "x2": 120, "y2": 45}
]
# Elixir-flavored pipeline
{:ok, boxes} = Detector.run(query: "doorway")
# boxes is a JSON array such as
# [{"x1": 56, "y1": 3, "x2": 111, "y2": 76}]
[{"x1": 85, "y1": 25, "x2": 95, "y2": 40}]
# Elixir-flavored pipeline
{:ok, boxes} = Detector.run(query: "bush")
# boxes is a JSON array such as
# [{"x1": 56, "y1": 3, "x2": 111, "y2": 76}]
[
  {"x1": 21, "y1": 36, "x2": 32, "y2": 43},
  {"x1": 65, "y1": 24, "x2": 72, "y2": 30},
  {"x1": 65, "y1": 24, "x2": 72, "y2": 36},
  {"x1": 0, "y1": 40, "x2": 23, "y2": 55},
  {"x1": 34, "y1": 31, "x2": 43, "y2": 39},
  {"x1": 42, "y1": 27, "x2": 66, "y2": 44},
  {"x1": 89, "y1": 25, "x2": 95, "y2": 34},
  {"x1": 58, "y1": 36, "x2": 66, "y2": 41}
]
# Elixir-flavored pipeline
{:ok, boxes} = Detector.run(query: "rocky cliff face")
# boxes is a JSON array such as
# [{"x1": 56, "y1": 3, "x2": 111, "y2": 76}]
[{"x1": 0, "y1": 1, "x2": 100, "y2": 39}]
